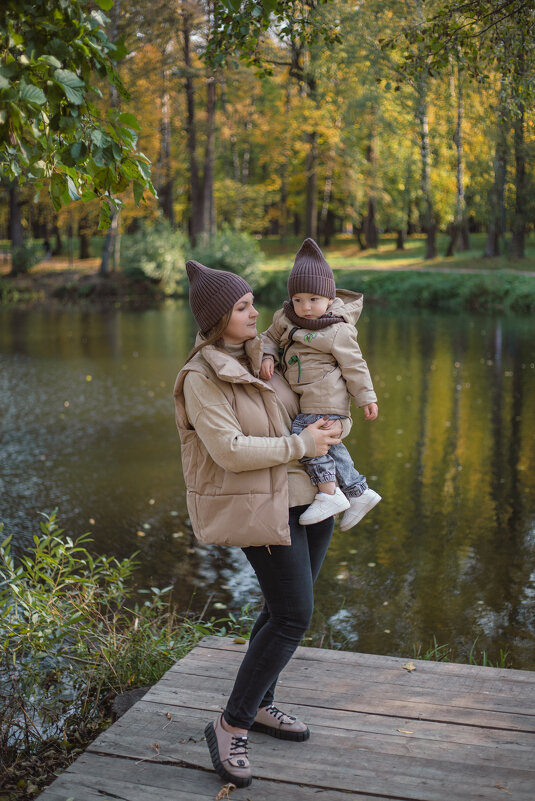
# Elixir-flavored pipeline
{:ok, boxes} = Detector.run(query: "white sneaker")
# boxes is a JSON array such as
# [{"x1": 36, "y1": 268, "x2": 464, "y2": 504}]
[
  {"x1": 299, "y1": 487, "x2": 350, "y2": 526},
  {"x1": 339, "y1": 489, "x2": 381, "y2": 531}
]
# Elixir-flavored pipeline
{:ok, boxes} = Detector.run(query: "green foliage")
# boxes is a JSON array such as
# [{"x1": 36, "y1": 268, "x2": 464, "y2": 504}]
[
  {"x1": 121, "y1": 220, "x2": 187, "y2": 292},
  {"x1": 413, "y1": 635, "x2": 510, "y2": 669},
  {"x1": 335, "y1": 269, "x2": 535, "y2": 314},
  {"x1": 190, "y1": 229, "x2": 262, "y2": 288},
  {"x1": 10, "y1": 241, "x2": 41, "y2": 275},
  {"x1": 208, "y1": 1, "x2": 339, "y2": 72},
  {"x1": 0, "y1": 0, "x2": 155, "y2": 223},
  {"x1": 255, "y1": 265, "x2": 535, "y2": 314},
  {"x1": 0, "y1": 512, "x2": 249, "y2": 757}
]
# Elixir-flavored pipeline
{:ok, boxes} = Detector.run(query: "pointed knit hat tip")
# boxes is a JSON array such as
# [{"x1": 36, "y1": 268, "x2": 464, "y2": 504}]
[
  {"x1": 185, "y1": 259, "x2": 252, "y2": 334},
  {"x1": 288, "y1": 238, "x2": 336, "y2": 300},
  {"x1": 298, "y1": 238, "x2": 323, "y2": 258}
]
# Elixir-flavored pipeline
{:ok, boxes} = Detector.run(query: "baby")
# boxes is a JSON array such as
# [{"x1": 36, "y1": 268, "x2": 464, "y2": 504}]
[{"x1": 260, "y1": 238, "x2": 381, "y2": 529}]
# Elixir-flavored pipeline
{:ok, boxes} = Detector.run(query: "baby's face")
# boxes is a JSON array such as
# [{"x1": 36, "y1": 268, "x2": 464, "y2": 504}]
[{"x1": 291, "y1": 293, "x2": 333, "y2": 320}]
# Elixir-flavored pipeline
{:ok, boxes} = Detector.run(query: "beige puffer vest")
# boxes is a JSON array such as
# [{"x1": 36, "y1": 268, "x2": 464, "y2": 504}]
[{"x1": 174, "y1": 343, "x2": 300, "y2": 547}]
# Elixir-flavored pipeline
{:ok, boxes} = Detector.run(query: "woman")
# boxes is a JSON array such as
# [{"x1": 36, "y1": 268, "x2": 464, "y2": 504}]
[{"x1": 173, "y1": 260, "x2": 347, "y2": 788}]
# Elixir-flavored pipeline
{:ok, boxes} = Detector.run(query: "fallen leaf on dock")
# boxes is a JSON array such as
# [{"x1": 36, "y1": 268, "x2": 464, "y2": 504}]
[
  {"x1": 494, "y1": 783, "x2": 512, "y2": 795},
  {"x1": 215, "y1": 784, "x2": 236, "y2": 800},
  {"x1": 403, "y1": 662, "x2": 416, "y2": 672},
  {"x1": 397, "y1": 729, "x2": 414, "y2": 734},
  {"x1": 149, "y1": 742, "x2": 159, "y2": 754},
  {"x1": 166, "y1": 712, "x2": 172, "y2": 720},
  {"x1": 233, "y1": 637, "x2": 247, "y2": 644}
]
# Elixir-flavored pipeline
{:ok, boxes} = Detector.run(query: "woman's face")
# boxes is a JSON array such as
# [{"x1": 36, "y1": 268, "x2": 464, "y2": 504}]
[{"x1": 222, "y1": 292, "x2": 259, "y2": 345}]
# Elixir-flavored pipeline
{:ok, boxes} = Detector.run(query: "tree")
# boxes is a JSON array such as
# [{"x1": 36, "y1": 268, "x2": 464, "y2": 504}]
[{"x1": 0, "y1": 0, "x2": 154, "y2": 231}]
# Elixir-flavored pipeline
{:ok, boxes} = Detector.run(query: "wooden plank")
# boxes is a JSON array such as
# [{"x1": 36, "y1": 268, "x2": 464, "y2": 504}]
[
  {"x1": 36, "y1": 637, "x2": 535, "y2": 801},
  {"x1": 196, "y1": 636, "x2": 535, "y2": 684},
  {"x1": 37, "y1": 753, "x2": 385, "y2": 801},
  {"x1": 83, "y1": 704, "x2": 535, "y2": 801},
  {"x1": 164, "y1": 652, "x2": 535, "y2": 710},
  {"x1": 145, "y1": 672, "x2": 535, "y2": 732},
  {"x1": 86, "y1": 702, "x2": 535, "y2": 774},
  {"x1": 174, "y1": 645, "x2": 535, "y2": 696},
  {"x1": 120, "y1": 696, "x2": 535, "y2": 751}
]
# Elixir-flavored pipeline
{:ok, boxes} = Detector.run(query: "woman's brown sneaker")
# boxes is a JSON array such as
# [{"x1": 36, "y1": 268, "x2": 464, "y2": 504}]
[
  {"x1": 251, "y1": 704, "x2": 310, "y2": 741},
  {"x1": 204, "y1": 715, "x2": 252, "y2": 788}
]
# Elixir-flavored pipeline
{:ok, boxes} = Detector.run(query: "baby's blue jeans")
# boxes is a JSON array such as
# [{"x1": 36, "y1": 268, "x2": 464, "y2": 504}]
[{"x1": 291, "y1": 413, "x2": 368, "y2": 498}]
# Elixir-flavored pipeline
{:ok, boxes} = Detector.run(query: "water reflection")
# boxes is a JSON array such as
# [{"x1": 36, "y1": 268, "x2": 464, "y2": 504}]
[{"x1": 0, "y1": 304, "x2": 534, "y2": 668}]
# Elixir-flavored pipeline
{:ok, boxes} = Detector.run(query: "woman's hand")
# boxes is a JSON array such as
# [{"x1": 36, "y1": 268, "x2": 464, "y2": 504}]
[{"x1": 306, "y1": 417, "x2": 342, "y2": 456}]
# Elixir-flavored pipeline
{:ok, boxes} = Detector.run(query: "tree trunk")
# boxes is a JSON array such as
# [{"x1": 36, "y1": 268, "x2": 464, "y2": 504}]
[
  {"x1": 395, "y1": 229, "x2": 405, "y2": 250},
  {"x1": 416, "y1": 77, "x2": 437, "y2": 259},
  {"x1": 157, "y1": 64, "x2": 174, "y2": 225},
  {"x1": 78, "y1": 212, "x2": 91, "y2": 259},
  {"x1": 484, "y1": 71, "x2": 508, "y2": 258},
  {"x1": 320, "y1": 147, "x2": 335, "y2": 246},
  {"x1": 100, "y1": 209, "x2": 119, "y2": 275},
  {"x1": 304, "y1": 69, "x2": 318, "y2": 240},
  {"x1": 182, "y1": 11, "x2": 203, "y2": 244},
  {"x1": 201, "y1": 75, "x2": 216, "y2": 239},
  {"x1": 52, "y1": 218, "x2": 63, "y2": 256},
  {"x1": 510, "y1": 40, "x2": 526, "y2": 259},
  {"x1": 363, "y1": 123, "x2": 379, "y2": 249},
  {"x1": 446, "y1": 58, "x2": 470, "y2": 257},
  {"x1": 9, "y1": 184, "x2": 23, "y2": 249},
  {"x1": 100, "y1": 0, "x2": 121, "y2": 274},
  {"x1": 279, "y1": 82, "x2": 292, "y2": 241}
]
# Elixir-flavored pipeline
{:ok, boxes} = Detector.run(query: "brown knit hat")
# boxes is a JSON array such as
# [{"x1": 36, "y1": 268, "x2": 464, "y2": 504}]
[
  {"x1": 186, "y1": 260, "x2": 252, "y2": 334},
  {"x1": 287, "y1": 238, "x2": 335, "y2": 299}
]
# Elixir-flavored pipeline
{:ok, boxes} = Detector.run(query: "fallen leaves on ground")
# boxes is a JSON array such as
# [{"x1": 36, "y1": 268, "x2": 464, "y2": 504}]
[
  {"x1": 403, "y1": 662, "x2": 416, "y2": 672},
  {"x1": 215, "y1": 783, "x2": 236, "y2": 800}
]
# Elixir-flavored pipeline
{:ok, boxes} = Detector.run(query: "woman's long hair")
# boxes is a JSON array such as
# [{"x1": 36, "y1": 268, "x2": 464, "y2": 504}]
[{"x1": 184, "y1": 308, "x2": 233, "y2": 364}]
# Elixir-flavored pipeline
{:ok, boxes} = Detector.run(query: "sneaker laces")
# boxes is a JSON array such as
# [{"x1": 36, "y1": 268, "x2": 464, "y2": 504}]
[
  {"x1": 265, "y1": 704, "x2": 295, "y2": 723},
  {"x1": 229, "y1": 734, "x2": 249, "y2": 758}
]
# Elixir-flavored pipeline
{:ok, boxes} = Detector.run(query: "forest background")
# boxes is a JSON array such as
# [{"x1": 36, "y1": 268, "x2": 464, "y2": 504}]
[{"x1": 2, "y1": 0, "x2": 534, "y2": 290}]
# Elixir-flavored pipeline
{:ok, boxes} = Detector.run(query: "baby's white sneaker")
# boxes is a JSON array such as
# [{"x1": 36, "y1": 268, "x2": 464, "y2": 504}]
[
  {"x1": 339, "y1": 489, "x2": 381, "y2": 531},
  {"x1": 299, "y1": 487, "x2": 350, "y2": 526}
]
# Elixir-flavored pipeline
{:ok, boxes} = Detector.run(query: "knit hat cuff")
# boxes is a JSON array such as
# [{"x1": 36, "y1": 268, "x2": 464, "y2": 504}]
[{"x1": 288, "y1": 273, "x2": 336, "y2": 299}]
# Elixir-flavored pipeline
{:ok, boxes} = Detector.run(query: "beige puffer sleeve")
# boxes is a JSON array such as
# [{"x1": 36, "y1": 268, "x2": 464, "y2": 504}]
[{"x1": 183, "y1": 371, "x2": 316, "y2": 473}]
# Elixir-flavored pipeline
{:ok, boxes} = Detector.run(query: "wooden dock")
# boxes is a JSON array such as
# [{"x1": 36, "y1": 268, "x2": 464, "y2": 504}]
[{"x1": 38, "y1": 635, "x2": 535, "y2": 801}]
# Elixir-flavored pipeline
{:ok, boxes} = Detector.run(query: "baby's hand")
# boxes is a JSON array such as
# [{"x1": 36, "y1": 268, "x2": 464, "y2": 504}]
[
  {"x1": 363, "y1": 403, "x2": 378, "y2": 421},
  {"x1": 260, "y1": 356, "x2": 275, "y2": 381}
]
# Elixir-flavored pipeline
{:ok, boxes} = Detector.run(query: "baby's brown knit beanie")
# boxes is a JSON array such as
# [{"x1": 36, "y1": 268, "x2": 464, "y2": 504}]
[
  {"x1": 287, "y1": 238, "x2": 336, "y2": 299},
  {"x1": 186, "y1": 260, "x2": 252, "y2": 334}
]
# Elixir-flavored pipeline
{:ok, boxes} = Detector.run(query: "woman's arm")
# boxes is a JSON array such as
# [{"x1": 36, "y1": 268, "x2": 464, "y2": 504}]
[{"x1": 183, "y1": 372, "x2": 339, "y2": 473}]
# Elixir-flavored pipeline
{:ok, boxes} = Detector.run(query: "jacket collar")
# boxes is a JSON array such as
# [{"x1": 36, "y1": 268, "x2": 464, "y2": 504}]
[{"x1": 192, "y1": 335, "x2": 268, "y2": 389}]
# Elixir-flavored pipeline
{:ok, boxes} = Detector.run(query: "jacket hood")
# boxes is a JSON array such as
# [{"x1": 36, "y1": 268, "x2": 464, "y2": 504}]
[{"x1": 331, "y1": 289, "x2": 363, "y2": 325}]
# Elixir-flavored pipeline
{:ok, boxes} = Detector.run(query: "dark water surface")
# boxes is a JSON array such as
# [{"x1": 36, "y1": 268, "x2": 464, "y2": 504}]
[{"x1": 1, "y1": 303, "x2": 534, "y2": 668}]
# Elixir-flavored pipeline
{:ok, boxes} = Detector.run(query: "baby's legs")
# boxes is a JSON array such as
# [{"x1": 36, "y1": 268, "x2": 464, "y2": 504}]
[{"x1": 291, "y1": 414, "x2": 350, "y2": 525}]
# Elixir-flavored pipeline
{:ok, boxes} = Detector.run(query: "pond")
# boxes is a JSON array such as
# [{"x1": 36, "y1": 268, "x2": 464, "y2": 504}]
[{"x1": 1, "y1": 302, "x2": 534, "y2": 669}]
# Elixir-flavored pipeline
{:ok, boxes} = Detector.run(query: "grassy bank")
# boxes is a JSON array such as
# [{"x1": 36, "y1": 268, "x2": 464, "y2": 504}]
[
  {"x1": 257, "y1": 266, "x2": 535, "y2": 313},
  {"x1": 1, "y1": 233, "x2": 534, "y2": 313}
]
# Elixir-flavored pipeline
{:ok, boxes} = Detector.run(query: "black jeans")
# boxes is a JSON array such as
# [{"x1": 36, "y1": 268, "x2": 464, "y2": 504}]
[{"x1": 223, "y1": 507, "x2": 334, "y2": 729}]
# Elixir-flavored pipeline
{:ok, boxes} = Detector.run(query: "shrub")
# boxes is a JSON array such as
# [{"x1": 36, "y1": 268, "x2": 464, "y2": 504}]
[
  {"x1": 189, "y1": 228, "x2": 261, "y2": 288},
  {"x1": 0, "y1": 511, "x2": 252, "y2": 765},
  {"x1": 120, "y1": 220, "x2": 187, "y2": 292},
  {"x1": 10, "y1": 242, "x2": 42, "y2": 275}
]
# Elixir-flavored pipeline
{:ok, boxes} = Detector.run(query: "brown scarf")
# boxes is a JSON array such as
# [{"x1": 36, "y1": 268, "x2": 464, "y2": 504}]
[{"x1": 283, "y1": 300, "x2": 344, "y2": 330}]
